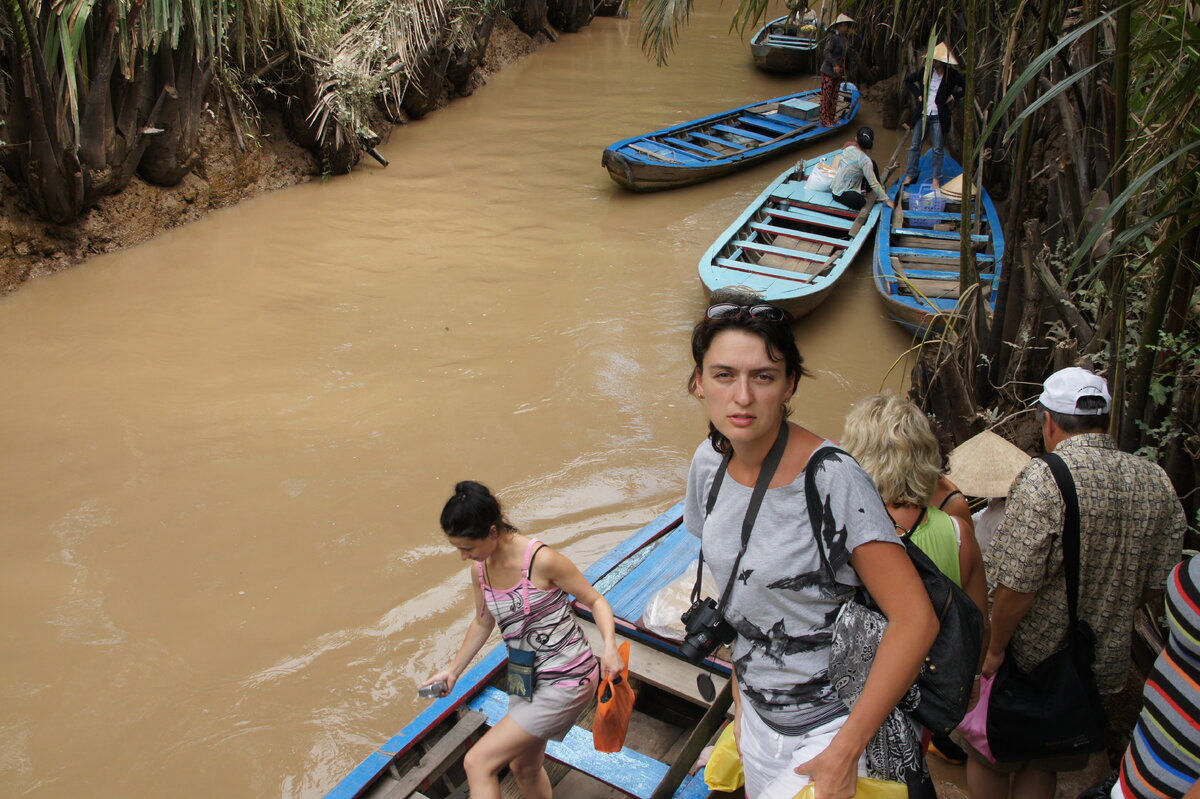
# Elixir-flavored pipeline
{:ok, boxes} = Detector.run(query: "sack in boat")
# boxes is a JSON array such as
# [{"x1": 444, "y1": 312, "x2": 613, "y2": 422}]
[
  {"x1": 804, "y1": 161, "x2": 837, "y2": 192},
  {"x1": 793, "y1": 777, "x2": 907, "y2": 798},
  {"x1": 593, "y1": 641, "x2": 634, "y2": 753},
  {"x1": 703, "y1": 723, "x2": 744, "y2": 792}
]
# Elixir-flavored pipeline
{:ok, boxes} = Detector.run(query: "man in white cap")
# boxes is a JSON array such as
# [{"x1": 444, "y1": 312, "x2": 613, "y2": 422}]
[
  {"x1": 964, "y1": 367, "x2": 1186, "y2": 799},
  {"x1": 819, "y1": 13, "x2": 854, "y2": 127},
  {"x1": 901, "y1": 41, "x2": 965, "y2": 190}
]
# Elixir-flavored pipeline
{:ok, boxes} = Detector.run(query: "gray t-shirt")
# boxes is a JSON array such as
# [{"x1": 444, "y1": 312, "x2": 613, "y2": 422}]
[{"x1": 683, "y1": 440, "x2": 899, "y2": 735}]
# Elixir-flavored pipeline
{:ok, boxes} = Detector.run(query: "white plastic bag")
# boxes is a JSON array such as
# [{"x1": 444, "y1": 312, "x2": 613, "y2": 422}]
[
  {"x1": 640, "y1": 560, "x2": 719, "y2": 641},
  {"x1": 804, "y1": 161, "x2": 837, "y2": 192}
]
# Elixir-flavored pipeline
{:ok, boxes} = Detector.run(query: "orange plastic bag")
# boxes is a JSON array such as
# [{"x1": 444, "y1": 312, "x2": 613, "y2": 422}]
[{"x1": 593, "y1": 641, "x2": 634, "y2": 753}]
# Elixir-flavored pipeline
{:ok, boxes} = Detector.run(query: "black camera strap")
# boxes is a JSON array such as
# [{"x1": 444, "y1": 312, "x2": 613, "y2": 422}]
[{"x1": 692, "y1": 421, "x2": 790, "y2": 613}]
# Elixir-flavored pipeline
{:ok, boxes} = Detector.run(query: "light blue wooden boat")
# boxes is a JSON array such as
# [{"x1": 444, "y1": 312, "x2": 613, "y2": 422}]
[
  {"x1": 750, "y1": 14, "x2": 823, "y2": 74},
  {"x1": 324, "y1": 503, "x2": 732, "y2": 799},
  {"x1": 698, "y1": 149, "x2": 885, "y2": 318},
  {"x1": 602, "y1": 85, "x2": 860, "y2": 191},
  {"x1": 872, "y1": 150, "x2": 1006, "y2": 337}
]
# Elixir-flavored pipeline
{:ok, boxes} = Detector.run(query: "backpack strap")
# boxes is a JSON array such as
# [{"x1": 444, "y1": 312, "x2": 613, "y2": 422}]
[
  {"x1": 804, "y1": 445, "x2": 844, "y2": 583},
  {"x1": 1038, "y1": 452, "x2": 1083, "y2": 624}
]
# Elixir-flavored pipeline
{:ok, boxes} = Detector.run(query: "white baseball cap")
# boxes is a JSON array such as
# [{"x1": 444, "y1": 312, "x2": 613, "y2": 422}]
[{"x1": 1039, "y1": 367, "x2": 1112, "y2": 415}]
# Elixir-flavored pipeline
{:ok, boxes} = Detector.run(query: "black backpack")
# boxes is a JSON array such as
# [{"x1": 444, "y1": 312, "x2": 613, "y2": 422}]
[{"x1": 805, "y1": 446, "x2": 985, "y2": 735}]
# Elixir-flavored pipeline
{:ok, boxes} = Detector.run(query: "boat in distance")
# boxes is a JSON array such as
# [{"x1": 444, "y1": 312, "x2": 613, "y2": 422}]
[
  {"x1": 602, "y1": 85, "x2": 860, "y2": 192},
  {"x1": 872, "y1": 150, "x2": 1006, "y2": 337},
  {"x1": 323, "y1": 502, "x2": 734, "y2": 799},
  {"x1": 699, "y1": 149, "x2": 885, "y2": 319},
  {"x1": 750, "y1": 14, "x2": 823, "y2": 74}
]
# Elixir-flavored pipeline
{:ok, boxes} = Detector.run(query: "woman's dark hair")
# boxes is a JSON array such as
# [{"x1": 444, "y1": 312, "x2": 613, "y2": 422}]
[
  {"x1": 439, "y1": 480, "x2": 518, "y2": 539},
  {"x1": 688, "y1": 293, "x2": 810, "y2": 454},
  {"x1": 856, "y1": 126, "x2": 875, "y2": 150}
]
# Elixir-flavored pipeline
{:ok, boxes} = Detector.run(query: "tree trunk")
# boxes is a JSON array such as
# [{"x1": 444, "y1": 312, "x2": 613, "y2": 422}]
[{"x1": 139, "y1": 27, "x2": 213, "y2": 187}]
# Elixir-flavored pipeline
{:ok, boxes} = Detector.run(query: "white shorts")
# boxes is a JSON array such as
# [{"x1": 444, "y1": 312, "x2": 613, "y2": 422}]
[{"x1": 738, "y1": 700, "x2": 868, "y2": 799}]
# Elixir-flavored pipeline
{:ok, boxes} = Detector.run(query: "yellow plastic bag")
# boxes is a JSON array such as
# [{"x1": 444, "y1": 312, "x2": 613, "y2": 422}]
[
  {"x1": 793, "y1": 776, "x2": 907, "y2": 798},
  {"x1": 703, "y1": 723, "x2": 744, "y2": 791}
]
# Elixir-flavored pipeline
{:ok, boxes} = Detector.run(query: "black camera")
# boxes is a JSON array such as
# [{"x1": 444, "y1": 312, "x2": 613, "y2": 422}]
[{"x1": 679, "y1": 597, "x2": 736, "y2": 662}]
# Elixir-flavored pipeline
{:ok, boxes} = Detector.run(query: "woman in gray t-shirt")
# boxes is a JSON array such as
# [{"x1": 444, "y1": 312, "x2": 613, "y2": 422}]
[{"x1": 683, "y1": 298, "x2": 937, "y2": 799}]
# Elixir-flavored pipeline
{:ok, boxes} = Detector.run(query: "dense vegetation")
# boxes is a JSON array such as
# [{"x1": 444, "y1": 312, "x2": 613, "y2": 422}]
[{"x1": 640, "y1": 0, "x2": 1199, "y2": 538}]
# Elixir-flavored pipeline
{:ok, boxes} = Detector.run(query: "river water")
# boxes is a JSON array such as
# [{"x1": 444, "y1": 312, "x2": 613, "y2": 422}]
[{"x1": 0, "y1": 7, "x2": 912, "y2": 798}]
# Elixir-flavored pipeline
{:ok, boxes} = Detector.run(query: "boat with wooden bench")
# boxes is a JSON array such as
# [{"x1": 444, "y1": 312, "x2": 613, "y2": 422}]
[
  {"x1": 323, "y1": 502, "x2": 734, "y2": 799},
  {"x1": 602, "y1": 86, "x2": 859, "y2": 191},
  {"x1": 749, "y1": 15, "x2": 823, "y2": 74},
  {"x1": 698, "y1": 149, "x2": 885, "y2": 319},
  {"x1": 872, "y1": 151, "x2": 1005, "y2": 337}
]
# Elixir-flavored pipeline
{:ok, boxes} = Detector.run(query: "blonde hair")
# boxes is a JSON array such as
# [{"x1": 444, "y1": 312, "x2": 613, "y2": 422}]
[{"x1": 841, "y1": 391, "x2": 941, "y2": 506}]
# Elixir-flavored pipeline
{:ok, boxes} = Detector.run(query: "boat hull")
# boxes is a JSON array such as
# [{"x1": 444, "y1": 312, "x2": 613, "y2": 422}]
[
  {"x1": 871, "y1": 151, "x2": 1006, "y2": 338},
  {"x1": 699, "y1": 150, "x2": 884, "y2": 318},
  {"x1": 749, "y1": 15, "x2": 822, "y2": 74},
  {"x1": 602, "y1": 86, "x2": 860, "y2": 191}
]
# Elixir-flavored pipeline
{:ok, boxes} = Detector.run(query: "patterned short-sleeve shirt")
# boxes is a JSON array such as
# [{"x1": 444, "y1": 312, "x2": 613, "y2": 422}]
[{"x1": 985, "y1": 433, "x2": 1185, "y2": 694}]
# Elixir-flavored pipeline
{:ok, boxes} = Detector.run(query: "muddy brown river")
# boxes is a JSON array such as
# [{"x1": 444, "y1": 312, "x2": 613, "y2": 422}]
[{"x1": 0, "y1": 7, "x2": 913, "y2": 797}]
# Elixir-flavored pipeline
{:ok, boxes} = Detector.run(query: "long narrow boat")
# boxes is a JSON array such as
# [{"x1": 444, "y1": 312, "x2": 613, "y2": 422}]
[
  {"x1": 698, "y1": 149, "x2": 885, "y2": 319},
  {"x1": 324, "y1": 503, "x2": 733, "y2": 799},
  {"x1": 750, "y1": 15, "x2": 823, "y2": 74},
  {"x1": 872, "y1": 151, "x2": 1005, "y2": 337},
  {"x1": 602, "y1": 85, "x2": 860, "y2": 191}
]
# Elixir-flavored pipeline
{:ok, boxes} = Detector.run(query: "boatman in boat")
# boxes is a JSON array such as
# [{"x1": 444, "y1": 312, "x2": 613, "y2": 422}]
[
  {"x1": 819, "y1": 14, "x2": 854, "y2": 127},
  {"x1": 901, "y1": 42, "x2": 965, "y2": 191}
]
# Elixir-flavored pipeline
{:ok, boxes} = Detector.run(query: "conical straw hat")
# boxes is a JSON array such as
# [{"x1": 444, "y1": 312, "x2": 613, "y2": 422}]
[
  {"x1": 946, "y1": 431, "x2": 1030, "y2": 498},
  {"x1": 834, "y1": 13, "x2": 854, "y2": 25},
  {"x1": 933, "y1": 42, "x2": 958, "y2": 65},
  {"x1": 939, "y1": 173, "x2": 966, "y2": 197}
]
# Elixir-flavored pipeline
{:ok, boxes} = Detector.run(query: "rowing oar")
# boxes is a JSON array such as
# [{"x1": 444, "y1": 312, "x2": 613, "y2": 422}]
[{"x1": 648, "y1": 677, "x2": 734, "y2": 799}]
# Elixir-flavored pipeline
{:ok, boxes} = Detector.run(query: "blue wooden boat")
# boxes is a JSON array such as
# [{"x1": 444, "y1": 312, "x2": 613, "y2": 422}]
[
  {"x1": 698, "y1": 149, "x2": 885, "y2": 319},
  {"x1": 872, "y1": 151, "x2": 1006, "y2": 337},
  {"x1": 324, "y1": 503, "x2": 733, "y2": 799},
  {"x1": 602, "y1": 86, "x2": 860, "y2": 191},
  {"x1": 750, "y1": 14, "x2": 823, "y2": 74}
]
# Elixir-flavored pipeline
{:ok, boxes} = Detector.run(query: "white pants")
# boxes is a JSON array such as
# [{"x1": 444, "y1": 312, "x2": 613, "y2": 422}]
[{"x1": 738, "y1": 701, "x2": 869, "y2": 799}]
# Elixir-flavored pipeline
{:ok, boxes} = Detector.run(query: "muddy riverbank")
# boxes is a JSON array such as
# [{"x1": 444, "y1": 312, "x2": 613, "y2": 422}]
[{"x1": 0, "y1": 15, "x2": 544, "y2": 295}]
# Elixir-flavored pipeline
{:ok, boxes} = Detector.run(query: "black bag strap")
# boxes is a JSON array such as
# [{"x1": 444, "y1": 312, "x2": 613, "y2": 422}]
[
  {"x1": 1038, "y1": 452, "x2": 1083, "y2": 624},
  {"x1": 690, "y1": 422, "x2": 790, "y2": 611},
  {"x1": 803, "y1": 445, "x2": 843, "y2": 583}
]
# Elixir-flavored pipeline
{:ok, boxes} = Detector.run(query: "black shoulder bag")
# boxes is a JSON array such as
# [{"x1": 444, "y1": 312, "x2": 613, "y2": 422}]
[
  {"x1": 986, "y1": 452, "x2": 1107, "y2": 762},
  {"x1": 806, "y1": 446, "x2": 985, "y2": 736}
]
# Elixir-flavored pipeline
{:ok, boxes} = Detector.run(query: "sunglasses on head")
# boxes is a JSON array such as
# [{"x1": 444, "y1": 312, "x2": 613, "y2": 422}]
[{"x1": 705, "y1": 303, "x2": 791, "y2": 322}]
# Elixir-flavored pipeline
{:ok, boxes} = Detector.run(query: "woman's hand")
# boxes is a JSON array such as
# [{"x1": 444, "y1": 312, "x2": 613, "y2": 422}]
[
  {"x1": 732, "y1": 701, "x2": 743, "y2": 755},
  {"x1": 792, "y1": 738, "x2": 860, "y2": 799},
  {"x1": 599, "y1": 642, "x2": 625, "y2": 680},
  {"x1": 982, "y1": 647, "x2": 1005, "y2": 679},
  {"x1": 422, "y1": 670, "x2": 457, "y2": 696}
]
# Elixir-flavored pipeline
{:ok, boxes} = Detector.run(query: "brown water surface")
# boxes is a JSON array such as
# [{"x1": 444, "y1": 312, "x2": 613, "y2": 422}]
[{"x1": 0, "y1": 8, "x2": 912, "y2": 797}]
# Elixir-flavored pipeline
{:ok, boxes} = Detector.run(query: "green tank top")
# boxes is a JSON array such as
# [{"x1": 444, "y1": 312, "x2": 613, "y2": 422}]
[{"x1": 908, "y1": 506, "x2": 962, "y2": 587}]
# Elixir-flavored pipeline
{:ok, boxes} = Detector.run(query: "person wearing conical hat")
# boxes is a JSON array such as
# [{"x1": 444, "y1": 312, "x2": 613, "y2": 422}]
[
  {"x1": 945, "y1": 430, "x2": 1031, "y2": 554},
  {"x1": 901, "y1": 41, "x2": 965, "y2": 191},
  {"x1": 818, "y1": 13, "x2": 854, "y2": 127}
]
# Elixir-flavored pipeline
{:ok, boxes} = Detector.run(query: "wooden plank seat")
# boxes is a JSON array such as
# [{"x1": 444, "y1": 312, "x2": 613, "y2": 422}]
[
  {"x1": 893, "y1": 266, "x2": 998, "y2": 281},
  {"x1": 750, "y1": 221, "x2": 848, "y2": 249},
  {"x1": 715, "y1": 257, "x2": 818, "y2": 283},
  {"x1": 737, "y1": 114, "x2": 796, "y2": 135},
  {"x1": 894, "y1": 227, "x2": 988, "y2": 243},
  {"x1": 753, "y1": 111, "x2": 805, "y2": 128},
  {"x1": 734, "y1": 239, "x2": 829, "y2": 263},
  {"x1": 468, "y1": 687, "x2": 670, "y2": 799},
  {"x1": 712, "y1": 124, "x2": 771, "y2": 143},
  {"x1": 903, "y1": 209, "x2": 980, "y2": 223},
  {"x1": 891, "y1": 246, "x2": 996, "y2": 262},
  {"x1": 690, "y1": 131, "x2": 744, "y2": 150},
  {"x1": 663, "y1": 136, "x2": 723, "y2": 158},
  {"x1": 766, "y1": 205, "x2": 855, "y2": 231},
  {"x1": 627, "y1": 142, "x2": 699, "y2": 163},
  {"x1": 375, "y1": 711, "x2": 489, "y2": 799},
  {"x1": 896, "y1": 277, "x2": 993, "y2": 300}
]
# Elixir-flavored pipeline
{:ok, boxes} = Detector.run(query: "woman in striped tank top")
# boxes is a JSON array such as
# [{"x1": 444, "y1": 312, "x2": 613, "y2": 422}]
[{"x1": 421, "y1": 481, "x2": 624, "y2": 799}]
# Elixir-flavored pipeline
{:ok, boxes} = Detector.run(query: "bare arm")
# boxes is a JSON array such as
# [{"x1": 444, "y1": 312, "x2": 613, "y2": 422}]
[
  {"x1": 983, "y1": 583, "x2": 1037, "y2": 677},
  {"x1": 795, "y1": 541, "x2": 939, "y2": 799},
  {"x1": 540, "y1": 547, "x2": 625, "y2": 680},
  {"x1": 423, "y1": 568, "x2": 496, "y2": 693},
  {"x1": 956, "y1": 519, "x2": 991, "y2": 668}
]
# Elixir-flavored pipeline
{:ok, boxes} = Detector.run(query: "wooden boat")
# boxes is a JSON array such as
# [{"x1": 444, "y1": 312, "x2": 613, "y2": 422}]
[
  {"x1": 750, "y1": 15, "x2": 823, "y2": 74},
  {"x1": 324, "y1": 503, "x2": 733, "y2": 799},
  {"x1": 602, "y1": 85, "x2": 860, "y2": 191},
  {"x1": 872, "y1": 151, "x2": 1006, "y2": 337},
  {"x1": 698, "y1": 149, "x2": 885, "y2": 319}
]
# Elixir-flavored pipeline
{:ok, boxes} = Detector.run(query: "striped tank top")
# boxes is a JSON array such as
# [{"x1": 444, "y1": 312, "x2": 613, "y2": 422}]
[
  {"x1": 1117, "y1": 556, "x2": 1200, "y2": 798},
  {"x1": 478, "y1": 539, "x2": 596, "y2": 687}
]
